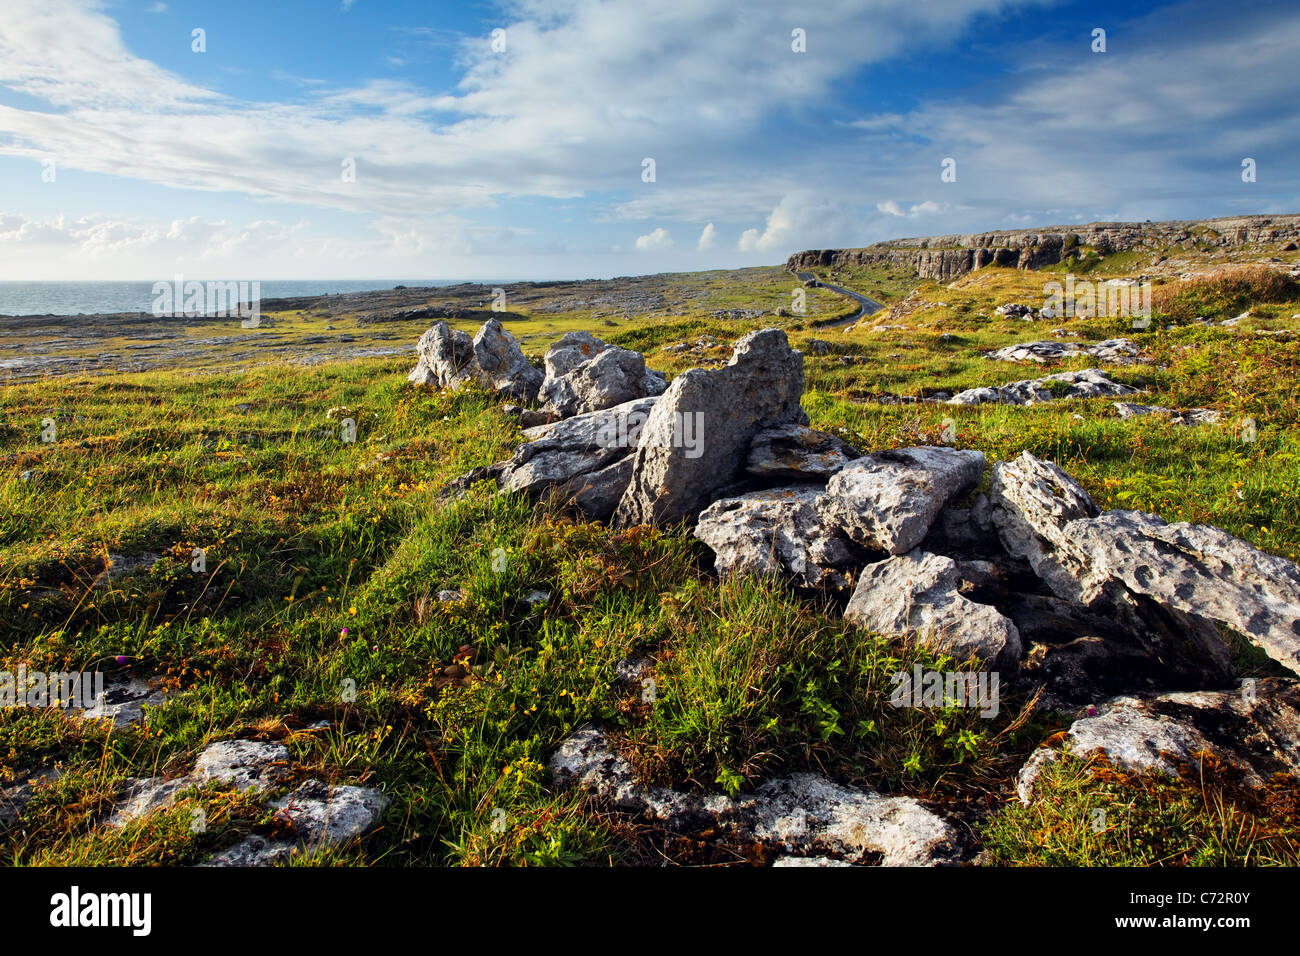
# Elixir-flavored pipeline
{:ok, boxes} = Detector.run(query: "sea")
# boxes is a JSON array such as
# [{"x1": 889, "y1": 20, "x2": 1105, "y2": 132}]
[{"x1": 0, "y1": 279, "x2": 485, "y2": 317}]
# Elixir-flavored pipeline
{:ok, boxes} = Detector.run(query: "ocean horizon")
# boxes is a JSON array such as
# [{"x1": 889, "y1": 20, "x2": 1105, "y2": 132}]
[{"x1": 0, "y1": 279, "x2": 512, "y2": 318}]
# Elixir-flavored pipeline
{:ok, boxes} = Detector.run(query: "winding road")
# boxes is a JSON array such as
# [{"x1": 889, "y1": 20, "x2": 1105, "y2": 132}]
[{"x1": 794, "y1": 271, "x2": 886, "y2": 328}]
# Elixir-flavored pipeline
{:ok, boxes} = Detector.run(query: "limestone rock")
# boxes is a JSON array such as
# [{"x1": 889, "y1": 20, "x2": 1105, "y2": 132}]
[
  {"x1": 694, "y1": 485, "x2": 863, "y2": 588},
  {"x1": 549, "y1": 725, "x2": 963, "y2": 866},
  {"x1": 192, "y1": 740, "x2": 289, "y2": 791},
  {"x1": 1016, "y1": 680, "x2": 1300, "y2": 804},
  {"x1": 1113, "y1": 402, "x2": 1220, "y2": 425},
  {"x1": 817, "y1": 446, "x2": 985, "y2": 554},
  {"x1": 947, "y1": 369, "x2": 1139, "y2": 406},
  {"x1": 614, "y1": 328, "x2": 806, "y2": 526},
  {"x1": 498, "y1": 397, "x2": 657, "y2": 497},
  {"x1": 472, "y1": 319, "x2": 542, "y2": 402},
  {"x1": 746, "y1": 424, "x2": 860, "y2": 480},
  {"x1": 986, "y1": 338, "x2": 1140, "y2": 364},
  {"x1": 992, "y1": 451, "x2": 1300, "y2": 676},
  {"x1": 408, "y1": 321, "x2": 475, "y2": 388},
  {"x1": 844, "y1": 549, "x2": 1022, "y2": 664}
]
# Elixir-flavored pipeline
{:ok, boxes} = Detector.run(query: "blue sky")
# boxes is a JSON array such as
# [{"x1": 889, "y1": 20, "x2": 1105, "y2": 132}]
[{"x1": 0, "y1": 0, "x2": 1296, "y2": 280}]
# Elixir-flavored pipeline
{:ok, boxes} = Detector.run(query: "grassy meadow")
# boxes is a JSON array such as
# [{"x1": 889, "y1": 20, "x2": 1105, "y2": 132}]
[{"x1": 3, "y1": 254, "x2": 1300, "y2": 866}]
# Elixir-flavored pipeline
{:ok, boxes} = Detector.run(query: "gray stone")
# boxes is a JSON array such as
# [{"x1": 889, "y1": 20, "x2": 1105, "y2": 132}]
[
  {"x1": 1113, "y1": 402, "x2": 1220, "y2": 425},
  {"x1": 947, "y1": 369, "x2": 1139, "y2": 406},
  {"x1": 78, "y1": 675, "x2": 168, "y2": 728},
  {"x1": 549, "y1": 725, "x2": 962, "y2": 866},
  {"x1": 614, "y1": 328, "x2": 806, "y2": 526},
  {"x1": 498, "y1": 396, "x2": 658, "y2": 497},
  {"x1": 0, "y1": 768, "x2": 59, "y2": 828},
  {"x1": 746, "y1": 424, "x2": 860, "y2": 480},
  {"x1": 992, "y1": 451, "x2": 1300, "y2": 676},
  {"x1": 986, "y1": 338, "x2": 1140, "y2": 364},
  {"x1": 192, "y1": 740, "x2": 289, "y2": 791},
  {"x1": 542, "y1": 345, "x2": 661, "y2": 418},
  {"x1": 694, "y1": 485, "x2": 862, "y2": 588},
  {"x1": 472, "y1": 319, "x2": 543, "y2": 402},
  {"x1": 408, "y1": 321, "x2": 475, "y2": 388},
  {"x1": 408, "y1": 319, "x2": 542, "y2": 401},
  {"x1": 203, "y1": 781, "x2": 389, "y2": 867},
  {"x1": 108, "y1": 776, "x2": 197, "y2": 828},
  {"x1": 817, "y1": 446, "x2": 985, "y2": 555},
  {"x1": 270, "y1": 780, "x2": 389, "y2": 845},
  {"x1": 1016, "y1": 680, "x2": 1300, "y2": 804},
  {"x1": 844, "y1": 549, "x2": 1022, "y2": 665},
  {"x1": 568, "y1": 455, "x2": 636, "y2": 521}
]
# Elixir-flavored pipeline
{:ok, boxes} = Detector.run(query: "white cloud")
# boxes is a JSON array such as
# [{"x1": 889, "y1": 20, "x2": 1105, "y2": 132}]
[
  {"x1": 634, "y1": 227, "x2": 673, "y2": 251},
  {"x1": 146, "y1": 2, "x2": 167, "y2": 13},
  {"x1": 696, "y1": 222, "x2": 716, "y2": 250},
  {"x1": 876, "y1": 199, "x2": 948, "y2": 218},
  {"x1": 0, "y1": 0, "x2": 1035, "y2": 220}
]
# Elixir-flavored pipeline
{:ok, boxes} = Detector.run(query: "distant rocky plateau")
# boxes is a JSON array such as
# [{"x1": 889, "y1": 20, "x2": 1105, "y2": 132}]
[{"x1": 788, "y1": 214, "x2": 1300, "y2": 281}]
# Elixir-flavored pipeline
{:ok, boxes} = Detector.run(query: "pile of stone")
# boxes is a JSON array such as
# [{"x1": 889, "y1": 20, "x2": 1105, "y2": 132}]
[
  {"x1": 946, "y1": 368, "x2": 1139, "y2": 405},
  {"x1": 415, "y1": 321, "x2": 1300, "y2": 864},
  {"x1": 409, "y1": 320, "x2": 667, "y2": 418},
  {"x1": 994, "y1": 303, "x2": 1044, "y2": 321},
  {"x1": 985, "y1": 338, "x2": 1140, "y2": 364}
]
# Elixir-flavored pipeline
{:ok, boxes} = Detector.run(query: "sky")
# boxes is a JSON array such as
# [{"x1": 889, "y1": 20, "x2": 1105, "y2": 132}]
[{"x1": 0, "y1": 0, "x2": 1296, "y2": 281}]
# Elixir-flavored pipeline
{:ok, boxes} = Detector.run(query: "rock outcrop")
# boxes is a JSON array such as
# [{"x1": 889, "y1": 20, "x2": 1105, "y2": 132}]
[
  {"x1": 986, "y1": 338, "x2": 1140, "y2": 365},
  {"x1": 817, "y1": 447, "x2": 985, "y2": 554},
  {"x1": 788, "y1": 215, "x2": 1300, "y2": 282},
  {"x1": 947, "y1": 369, "x2": 1139, "y2": 406},
  {"x1": 497, "y1": 397, "x2": 658, "y2": 520},
  {"x1": 844, "y1": 549, "x2": 1021, "y2": 665},
  {"x1": 550, "y1": 725, "x2": 965, "y2": 866},
  {"x1": 408, "y1": 319, "x2": 542, "y2": 401},
  {"x1": 614, "y1": 328, "x2": 807, "y2": 526},
  {"x1": 1016, "y1": 680, "x2": 1300, "y2": 804},
  {"x1": 745, "y1": 424, "x2": 860, "y2": 480},
  {"x1": 990, "y1": 451, "x2": 1294, "y2": 676},
  {"x1": 694, "y1": 485, "x2": 863, "y2": 588},
  {"x1": 539, "y1": 332, "x2": 668, "y2": 417}
]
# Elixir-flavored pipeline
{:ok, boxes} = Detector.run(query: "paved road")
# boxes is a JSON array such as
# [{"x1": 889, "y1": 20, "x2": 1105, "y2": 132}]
[{"x1": 794, "y1": 271, "x2": 886, "y2": 328}]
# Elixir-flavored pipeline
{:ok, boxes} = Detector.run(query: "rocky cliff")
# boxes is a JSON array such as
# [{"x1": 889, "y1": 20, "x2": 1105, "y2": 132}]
[{"x1": 787, "y1": 214, "x2": 1300, "y2": 281}]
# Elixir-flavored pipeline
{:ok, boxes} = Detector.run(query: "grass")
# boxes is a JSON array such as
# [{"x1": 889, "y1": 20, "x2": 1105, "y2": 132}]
[
  {"x1": 2, "y1": 257, "x2": 1299, "y2": 865},
  {"x1": 983, "y1": 754, "x2": 1300, "y2": 866}
]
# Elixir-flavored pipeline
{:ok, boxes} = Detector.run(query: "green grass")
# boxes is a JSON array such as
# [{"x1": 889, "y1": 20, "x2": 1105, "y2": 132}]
[
  {"x1": 2, "y1": 258, "x2": 1299, "y2": 865},
  {"x1": 983, "y1": 754, "x2": 1300, "y2": 866}
]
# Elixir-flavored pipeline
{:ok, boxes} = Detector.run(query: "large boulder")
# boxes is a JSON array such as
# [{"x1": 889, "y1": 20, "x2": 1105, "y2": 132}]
[
  {"x1": 541, "y1": 344, "x2": 667, "y2": 418},
  {"x1": 408, "y1": 321, "x2": 475, "y2": 388},
  {"x1": 543, "y1": 330, "x2": 607, "y2": 380},
  {"x1": 991, "y1": 451, "x2": 1300, "y2": 677},
  {"x1": 844, "y1": 549, "x2": 1022, "y2": 665},
  {"x1": 498, "y1": 396, "x2": 657, "y2": 503},
  {"x1": 1016, "y1": 680, "x2": 1300, "y2": 804},
  {"x1": 694, "y1": 485, "x2": 864, "y2": 588},
  {"x1": 746, "y1": 424, "x2": 860, "y2": 481},
  {"x1": 472, "y1": 319, "x2": 543, "y2": 401},
  {"x1": 614, "y1": 328, "x2": 806, "y2": 526},
  {"x1": 817, "y1": 447, "x2": 985, "y2": 555},
  {"x1": 408, "y1": 319, "x2": 542, "y2": 401}
]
